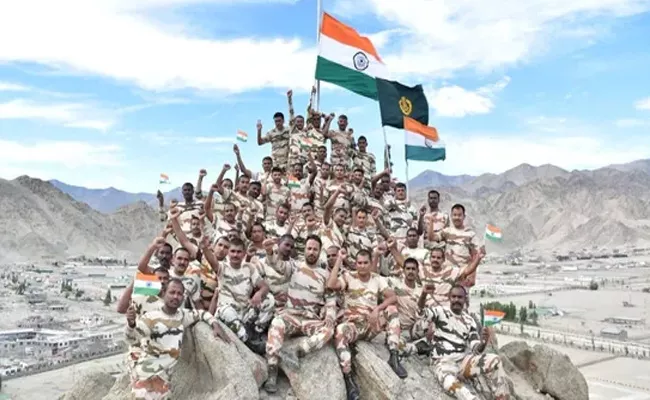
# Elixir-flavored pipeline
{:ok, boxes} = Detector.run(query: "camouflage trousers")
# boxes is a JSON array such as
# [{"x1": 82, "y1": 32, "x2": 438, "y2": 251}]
[
  {"x1": 127, "y1": 355, "x2": 172, "y2": 400},
  {"x1": 433, "y1": 353, "x2": 509, "y2": 400},
  {"x1": 397, "y1": 317, "x2": 432, "y2": 357},
  {"x1": 334, "y1": 305, "x2": 401, "y2": 374},
  {"x1": 266, "y1": 312, "x2": 334, "y2": 366},
  {"x1": 216, "y1": 294, "x2": 275, "y2": 342}
]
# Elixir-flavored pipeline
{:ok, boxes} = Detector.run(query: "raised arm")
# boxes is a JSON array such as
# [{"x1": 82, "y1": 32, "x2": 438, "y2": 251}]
[
  {"x1": 370, "y1": 168, "x2": 390, "y2": 189},
  {"x1": 170, "y1": 207, "x2": 199, "y2": 259},
  {"x1": 156, "y1": 190, "x2": 167, "y2": 222},
  {"x1": 199, "y1": 235, "x2": 221, "y2": 275},
  {"x1": 417, "y1": 206, "x2": 426, "y2": 236},
  {"x1": 458, "y1": 250, "x2": 486, "y2": 282},
  {"x1": 287, "y1": 89, "x2": 295, "y2": 123},
  {"x1": 116, "y1": 281, "x2": 135, "y2": 314},
  {"x1": 137, "y1": 237, "x2": 165, "y2": 274},
  {"x1": 195, "y1": 169, "x2": 207, "y2": 200},
  {"x1": 215, "y1": 164, "x2": 231, "y2": 196},
  {"x1": 327, "y1": 248, "x2": 347, "y2": 290},
  {"x1": 306, "y1": 153, "x2": 318, "y2": 186},
  {"x1": 256, "y1": 120, "x2": 266, "y2": 146},
  {"x1": 386, "y1": 237, "x2": 405, "y2": 268},
  {"x1": 322, "y1": 112, "x2": 335, "y2": 135},
  {"x1": 233, "y1": 144, "x2": 253, "y2": 178},
  {"x1": 323, "y1": 187, "x2": 344, "y2": 225},
  {"x1": 204, "y1": 183, "x2": 218, "y2": 223}
]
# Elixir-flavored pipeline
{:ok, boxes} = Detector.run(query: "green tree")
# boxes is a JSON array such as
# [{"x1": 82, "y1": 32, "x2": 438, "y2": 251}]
[
  {"x1": 103, "y1": 289, "x2": 112, "y2": 306},
  {"x1": 75, "y1": 289, "x2": 84, "y2": 299},
  {"x1": 589, "y1": 280, "x2": 599, "y2": 290},
  {"x1": 530, "y1": 310, "x2": 538, "y2": 325},
  {"x1": 528, "y1": 300, "x2": 534, "y2": 309},
  {"x1": 519, "y1": 306, "x2": 528, "y2": 323}
]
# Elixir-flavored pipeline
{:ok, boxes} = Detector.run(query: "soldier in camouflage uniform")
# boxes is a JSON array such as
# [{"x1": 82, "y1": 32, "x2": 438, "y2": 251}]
[
  {"x1": 265, "y1": 203, "x2": 292, "y2": 239},
  {"x1": 259, "y1": 235, "x2": 295, "y2": 310},
  {"x1": 352, "y1": 136, "x2": 376, "y2": 192},
  {"x1": 328, "y1": 249, "x2": 407, "y2": 400},
  {"x1": 257, "y1": 113, "x2": 290, "y2": 172},
  {"x1": 325, "y1": 114, "x2": 355, "y2": 169},
  {"x1": 423, "y1": 189, "x2": 450, "y2": 250},
  {"x1": 345, "y1": 208, "x2": 379, "y2": 267},
  {"x1": 264, "y1": 235, "x2": 338, "y2": 393},
  {"x1": 384, "y1": 182, "x2": 418, "y2": 244},
  {"x1": 428, "y1": 204, "x2": 484, "y2": 288},
  {"x1": 423, "y1": 286, "x2": 510, "y2": 400},
  {"x1": 215, "y1": 238, "x2": 274, "y2": 354},
  {"x1": 261, "y1": 166, "x2": 290, "y2": 221},
  {"x1": 125, "y1": 279, "x2": 229, "y2": 400},
  {"x1": 321, "y1": 187, "x2": 349, "y2": 251},
  {"x1": 418, "y1": 248, "x2": 483, "y2": 307}
]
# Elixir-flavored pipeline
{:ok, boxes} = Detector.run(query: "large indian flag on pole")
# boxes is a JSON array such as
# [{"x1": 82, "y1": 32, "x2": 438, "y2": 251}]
[
  {"x1": 485, "y1": 224, "x2": 503, "y2": 242},
  {"x1": 404, "y1": 116, "x2": 445, "y2": 162},
  {"x1": 315, "y1": 13, "x2": 388, "y2": 100},
  {"x1": 133, "y1": 272, "x2": 162, "y2": 297},
  {"x1": 483, "y1": 310, "x2": 505, "y2": 327}
]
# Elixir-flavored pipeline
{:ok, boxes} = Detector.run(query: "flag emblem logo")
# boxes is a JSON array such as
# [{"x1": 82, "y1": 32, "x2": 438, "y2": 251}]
[
  {"x1": 352, "y1": 52, "x2": 369, "y2": 71},
  {"x1": 425, "y1": 138, "x2": 434, "y2": 148},
  {"x1": 399, "y1": 96, "x2": 412, "y2": 116}
]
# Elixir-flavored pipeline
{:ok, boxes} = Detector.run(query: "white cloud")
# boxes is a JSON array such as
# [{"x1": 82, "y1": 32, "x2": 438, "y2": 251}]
[
  {"x1": 0, "y1": 140, "x2": 123, "y2": 169},
  {"x1": 334, "y1": 0, "x2": 650, "y2": 78},
  {"x1": 615, "y1": 118, "x2": 650, "y2": 128},
  {"x1": 0, "y1": 99, "x2": 115, "y2": 131},
  {"x1": 0, "y1": 81, "x2": 31, "y2": 92},
  {"x1": 0, "y1": 1, "x2": 315, "y2": 94},
  {"x1": 634, "y1": 97, "x2": 650, "y2": 110},
  {"x1": 426, "y1": 77, "x2": 510, "y2": 117}
]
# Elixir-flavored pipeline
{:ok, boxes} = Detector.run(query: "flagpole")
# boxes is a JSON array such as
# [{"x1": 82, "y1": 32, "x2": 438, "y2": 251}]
[
  {"x1": 405, "y1": 159, "x2": 410, "y2": 194},
  {"x1": 382, "y1": 126, "x2": 391, "y2": 171},
  {"x1": 315, "y1": 0, "x2": 323, "y2": 111}
]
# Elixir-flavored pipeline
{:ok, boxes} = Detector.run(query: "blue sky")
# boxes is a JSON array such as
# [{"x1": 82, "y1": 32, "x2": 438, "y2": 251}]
[{"x1": 1, "y1": 0, "x2": 650, "y2": 193}]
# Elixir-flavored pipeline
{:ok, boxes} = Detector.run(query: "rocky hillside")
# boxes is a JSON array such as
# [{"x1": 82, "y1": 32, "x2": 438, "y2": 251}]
[
  {"x1": 411, "y1": 164, "x2": 650, "y2": 251},
  {"x1": 0, "y1": 176, "x2": 160, "y2": 262}
]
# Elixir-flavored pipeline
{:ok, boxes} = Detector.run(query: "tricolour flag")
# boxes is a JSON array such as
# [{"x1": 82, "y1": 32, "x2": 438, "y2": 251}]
[
  {"x1": 237, "y1": 130, "x2": 248, "y2": 143},
  {"x1": 159, "y1": 173, "x2": 170, "y2": 184},
  {"x1": 403, "y1": 116, "x2": 445, "y2": 162},
  {"x1": 483, "y1": 310, "x2": 505, "y2": 327},
  {"x1": 298, "y1": 136, "x2": 315, "y2": 150},
  {"x1": 287, "y1": 175, "x2": 300, "y2": 189},
  {"x1": 133, "y1": 272, "x2": 162, "y2": 297},
  {"x1": 485, "y1": 224, "x2": 502, "y2": 242},
  {"x1": 315, "y1": 13, "x2": 388, "y2": 100}
]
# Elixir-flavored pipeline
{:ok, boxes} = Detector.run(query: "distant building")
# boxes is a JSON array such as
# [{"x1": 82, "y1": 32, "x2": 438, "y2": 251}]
[
  {"x1": 600, "y1": 327, "x2": 628, "y2": 340},
  {"x1": 603, "y1": 317, "x2": 645, "y2": 326}
]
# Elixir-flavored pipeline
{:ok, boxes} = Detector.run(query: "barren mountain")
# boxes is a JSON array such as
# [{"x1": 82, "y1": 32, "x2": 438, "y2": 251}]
[
  {"x1": 0, "y1": 176, "x2": 160, "y2": 262},
  {"x1": 411, "y1": 166, "x2": 650, "y2": 251}
]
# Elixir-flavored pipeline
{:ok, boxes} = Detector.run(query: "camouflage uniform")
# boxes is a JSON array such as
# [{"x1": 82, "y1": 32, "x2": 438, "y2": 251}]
[
  {"x1": 400, "y1": 246, "x2": 430, "y2": 274},
  {"x1": 163, "y1": 200, "x2": 203, "y2": 238},
  {"x1": 320, "y1": 220, "x2": 347, "y2": 251},
  {"x1": 325, "y1": 181, "x2": 354, "y2": 212},
  {"x1": 261, "y1": 127, "x2": 290, "y2": 171},
  {"x1": 438, "y1": 226, "x2": 480, "y2": 288},
  {"x1": 305, "y1": 127, "x2": 325, "y2": 160},
  {"x1": 125, "y1": 308, "x2": 217, "y2": 400},
  {"x1": 264, "y1": 183, "x2": 290, "y2": 222},
  {"x1": 377, "y1": 253, "x2": 402, "y2": 280},
  {"x1": 291, "y1": 220, "x2": 321, "y2": 261},
  {"x1": 312, "y1": 177, "x2": 330, "y2": 218},
  {"x1": 221, "y1": 189, "x2": 263, "y2": 224},
  {"x1": 169, "y1": 269, "x2": 200, "y2": 308},
  {"x1": 131, "y1": 294, "x2": 163, "y2": 316},
  {"x1": 352, "y1": 151, "x2": 376, "y2": 191},
  {"x1": 334, "y1": 272, "x2": 400, "y2": 374},
  {"x1": 346, "y1": 226, "x2": 378, "y2": 266},
  {"x1": 260, "y1": 251, "x2": 296, "y2": 310},
  {"x1": 287, "y1": 177, "x2": 312, "y2": 216},
  {"x1": 328, "y1": 129, "x2": 354, "y2": 169},
  {"x1": 265, "y1": 219, "x2": 290, "y2": 240},
  {"x1": 419, "y1": 265, "x2": 465, "y2": 307},
  {"x1": 216, "y1": 262, "x2": 275, "y2": 341},
  {"x1": 288, "y1": 129, "x2": 310, "y2": 167},
  {"x1": 212, "y1": 218, "x2": 239, "y2": 242},
  {"x1": 423, "y1": 210, "x2": 450, "y2": 250},
  {"x1": 385, "y1": 198, "x2": 417, "y2": 243},
  {"x1": 186, "y1": 254, "x2": 218, "y2": 306},
  {"x1": 386, "y1": 279, "x2": 434, "y2": 357},
  {"x1": 423, "y1": 305, "x2": 509, "y2": 400},
  {"x1": 266, "y1": 261, "x2": 337, "y2": 366}
]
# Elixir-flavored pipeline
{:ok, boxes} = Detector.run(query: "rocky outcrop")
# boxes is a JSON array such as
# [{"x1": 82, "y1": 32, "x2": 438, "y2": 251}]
[
  {"x1": 500, "y1": 341, "x2": 589, "y2": 400},
  {"x1": 63, "y1": 327, "x2": 588, "y2": 400}
]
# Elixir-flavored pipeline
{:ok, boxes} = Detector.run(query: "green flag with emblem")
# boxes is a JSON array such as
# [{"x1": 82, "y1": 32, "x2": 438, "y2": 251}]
[{"x1": 376, "y1": 78, "x2": 429, "y2": 129}]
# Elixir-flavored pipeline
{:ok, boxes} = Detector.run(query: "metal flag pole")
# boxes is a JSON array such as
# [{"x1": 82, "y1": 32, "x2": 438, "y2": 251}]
[
  {"x1": 405, "y1": 159, "x2": 410, "y2": 194},
  {"x1": 382, "y1": 126, "x2": 391, "y2": 171},
  {"x1": 315, "y1": 0, "x2": 323, "y2": 111}
]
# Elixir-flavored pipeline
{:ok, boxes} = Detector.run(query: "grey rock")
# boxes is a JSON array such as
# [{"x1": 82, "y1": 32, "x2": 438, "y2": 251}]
[
  {"x1": 500, "y1": 341, "x2": 589, "y2": 400},
  {"x1": 59, "y1": 372, "x2": 116, "y2": 400}
]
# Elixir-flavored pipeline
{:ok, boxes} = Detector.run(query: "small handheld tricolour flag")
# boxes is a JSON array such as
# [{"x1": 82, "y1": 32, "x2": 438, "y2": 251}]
[
  {"x1": 236, "y1": 130, "x2": 248, "y2": 143},
  {"x1": 485, "y1": 224, "x2": 502, "y2": 242},
  {"x1": 483, "y1": 310, "x2": 505, "y2": 327},
  {"x1": 133, "y1": 272, "x2": 162, "y2": 297},
  {"x1": 159, "y1": 173, "x2": 170, "y2": 185}
]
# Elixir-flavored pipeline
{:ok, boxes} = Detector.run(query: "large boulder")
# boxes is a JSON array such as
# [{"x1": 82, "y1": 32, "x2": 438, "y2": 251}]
[
  {"x1": 278, "y1": 338, "x2": 346, "y2": 400},
  {"x1": 63, "y1": 322, "x2": 264, "y2": 400},
  {"x1": 59, "y1": 372, "x2": 116, "y2": 400},
  {"x1": 500, "y1": 341, "x2": 589, "y2": 400}
]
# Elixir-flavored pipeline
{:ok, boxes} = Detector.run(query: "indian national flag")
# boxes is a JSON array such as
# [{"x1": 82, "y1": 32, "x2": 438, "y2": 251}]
[
  {"x1": 298, "y1": 136, "x2": 314, "y2": 150},
  {"x1": 133, "y1": 272, "x2": 162, "y2": 297},
  {"x1": 236, "y1": 130, "x2": 248, "y2": 143},
  {"x1": 404, "y1": 116, "x2": 445, "y2": 162},
  {"x1": 483, "y1": 310, "x2": 505, "y2": 327},
  {"x1": 159, "y1": 173, "x2": 170, "y2": 184},
  {"x1": 287, "y1": 175, "x2": 300, "y2": 189},
  {"x1": 315, "y1": 13, "x2": 388, "y2": 100},
  {"x1": 485, "y1": 224, "x2": 502, "y2": 242}
]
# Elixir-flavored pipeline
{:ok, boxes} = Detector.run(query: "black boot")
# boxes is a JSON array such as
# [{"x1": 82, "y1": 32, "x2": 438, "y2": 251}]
[
  {"x1": 264, "y1": 364, "x2": 278, "y2": 393},
  {"x1": 343, "y1": 373, "x2": 360, "y2": 400},
  {"x1": 387, "y1": 350, "x2": 408, "y2": 379},
  {"x1": 415, "y1": 340, "x2": 433, "y2": 356},
  {"x1": 245, "y1": 328, "x2": 267, "y2": 355}
]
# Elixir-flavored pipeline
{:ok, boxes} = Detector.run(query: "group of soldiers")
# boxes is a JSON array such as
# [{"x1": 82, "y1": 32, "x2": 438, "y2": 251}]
[{"x1": 118, "y1": 90, "x2": 510, "y2": 400}]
